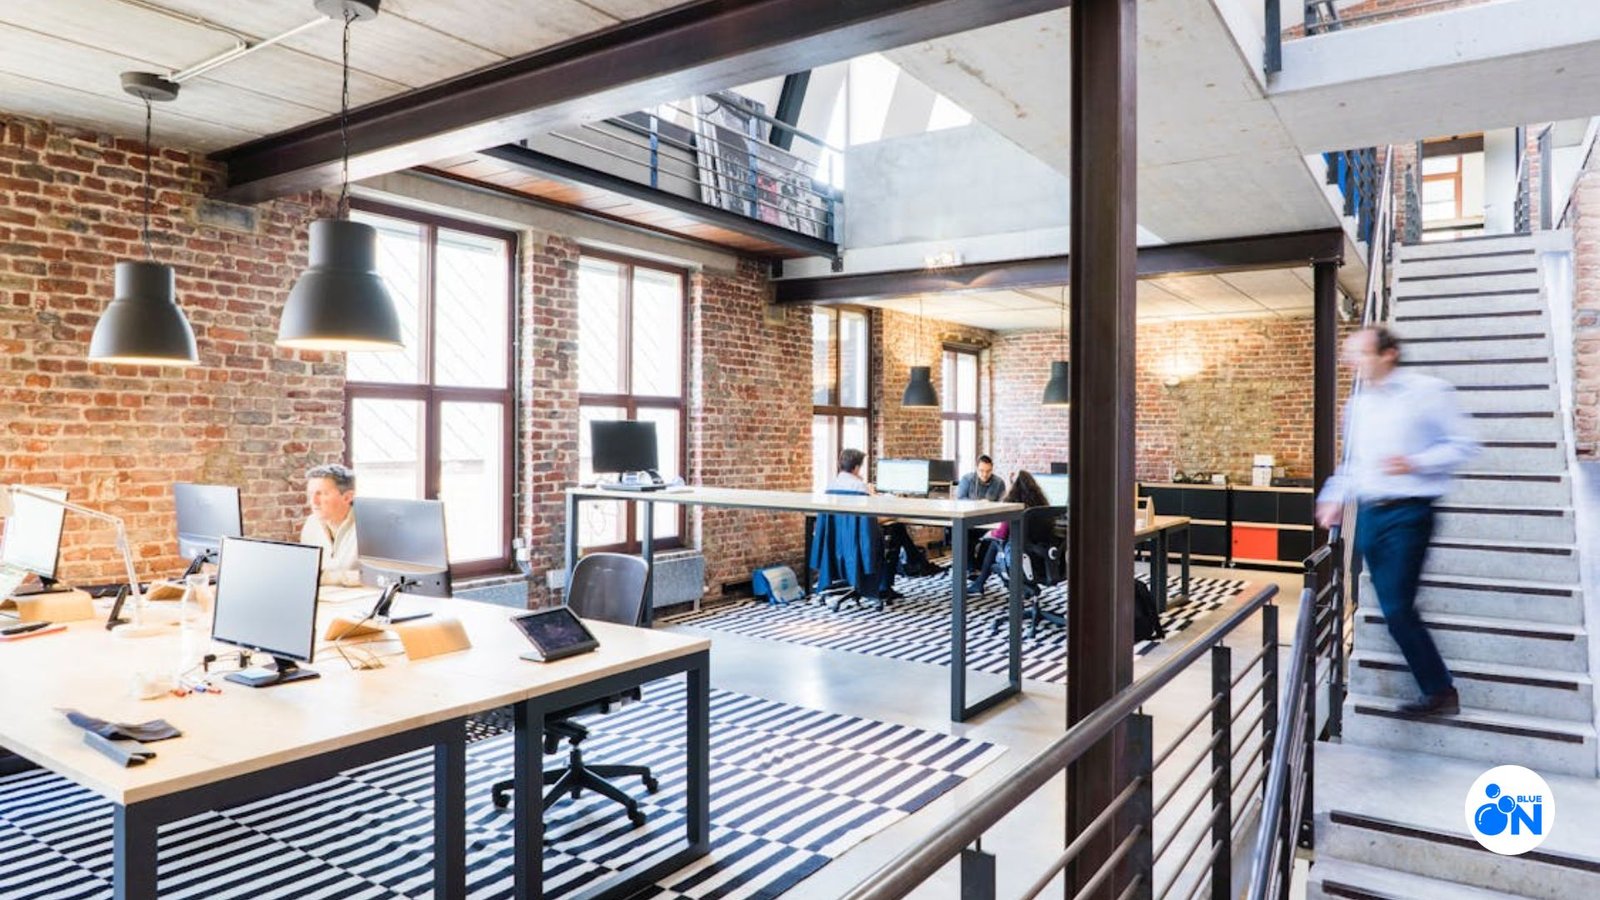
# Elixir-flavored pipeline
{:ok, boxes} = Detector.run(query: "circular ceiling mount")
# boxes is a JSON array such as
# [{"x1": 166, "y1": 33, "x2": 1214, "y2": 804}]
[
  {"x1": 120, "y1": 71, "x2": 180, "y2": 103},
  {"x1": 314, "y1": 0, "x2": 380, "y2": 21}
]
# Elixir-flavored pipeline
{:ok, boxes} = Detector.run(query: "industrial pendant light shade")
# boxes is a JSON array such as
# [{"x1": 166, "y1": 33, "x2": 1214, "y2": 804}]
[
  {"x1": 902, "y1": 366, "x2": 939, "y2": 407},
  {"x1": 90, "y1": 72, "x2": 196, "y2": 366},
  {"x1": 278, "y1": 0, "x2": 401, "y2": 352},
  {"x1": 1041, "y1": 360, "x2": 1071, "y2": 406},
  {"x1": 278, "y1": 219, "x2": 402, "y2": 350}
]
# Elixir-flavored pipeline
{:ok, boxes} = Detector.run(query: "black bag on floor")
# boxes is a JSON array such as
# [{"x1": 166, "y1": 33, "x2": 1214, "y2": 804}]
[
  {"x1": 898, "y1": 542, "x2": 939, "y2": 578},
  {"x1": 1134, "y1": 580, "x2": 1166, "y2": 642}
]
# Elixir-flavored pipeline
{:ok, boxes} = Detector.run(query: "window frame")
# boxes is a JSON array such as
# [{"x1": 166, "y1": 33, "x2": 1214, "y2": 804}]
[
  {"x1": 343, "y1": 198, "x2": 518, "y2": 577},
  {"x1": 941, "y1": 344, "x2": 982, "y2": 477},
  {"x1": 811, "y1": 306, "x2": 874, "y2": 488},
  {"x1": 577, "y1": 247, "x2": 690, "y2": 554}
]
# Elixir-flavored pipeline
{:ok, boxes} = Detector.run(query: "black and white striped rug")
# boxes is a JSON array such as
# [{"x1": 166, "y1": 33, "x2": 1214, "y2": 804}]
[
  {"x1": 0, "y1": 682, "x2": 1003, "y2": 900},
  {"x1": 669, "y1": 574, "x2": 1251, "y2": 685}
]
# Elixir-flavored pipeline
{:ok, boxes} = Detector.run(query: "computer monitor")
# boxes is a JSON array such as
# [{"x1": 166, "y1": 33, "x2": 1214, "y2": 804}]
[
  {"x1": 876, "y1": 459, "x2": 930, "y2": 495},
  {"x1": 928, "y1": 459, "x2": 957, "y2": 485},
  {"x1": 353, "y1": 497, "x2": 452, "y2": 599},
  {"x1": 211, "y1": 537, "x2": 322, "y2": 687},
  {"x1": 174, "y1": 483, "x2": 242, "y2": 576},
  {"x1": 590, "y1": 420, "x2": 660, "y2": 476},
  {"x1": 1, "y1": 486, "x2": 68, "y2": 594},
  {"x1": 1035, "y1": 474, "x2": 1071, "y2": 508},
  {"x1": 1050, "y1": 462, "x2": 1070, "y2": 475}
]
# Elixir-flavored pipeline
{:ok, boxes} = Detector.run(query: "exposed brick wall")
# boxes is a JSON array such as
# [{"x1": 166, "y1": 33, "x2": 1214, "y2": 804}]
[
  {"x1": 1569, "y1": 161, "x2": 1600, "y2": 458},
  {"x1": 989, "y1": 331, "x2": 1071, "y2": 479},
  {"x1": 0, "y1": 115, "x2": 338, "y2": 584},
  {"x1": 871, "y1": 308, "x2": 994, "y2": 467},
  {"x1": 689, "y1": 262, "x2": 810, "y2": 592}
]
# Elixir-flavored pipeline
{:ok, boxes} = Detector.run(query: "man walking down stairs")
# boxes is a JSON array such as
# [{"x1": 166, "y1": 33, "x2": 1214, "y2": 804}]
[{"x1": 1309, "y1": 232, "x2": 1600, "y2": 899}]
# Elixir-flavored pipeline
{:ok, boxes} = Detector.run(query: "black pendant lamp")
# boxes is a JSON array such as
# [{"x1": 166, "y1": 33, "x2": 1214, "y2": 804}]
[
  {"x1": 902, "y1": 296, "x2": 939, "y2": 408},
  {"x1": 277, "y1": 0, "x2": 402, "y2": 352},
  {"x1": 1042, "y1": 286, "x2": 1070, "y2": 407},
  {"x1": 89, "y1": 73, "x2": 197, "y2": 366}
]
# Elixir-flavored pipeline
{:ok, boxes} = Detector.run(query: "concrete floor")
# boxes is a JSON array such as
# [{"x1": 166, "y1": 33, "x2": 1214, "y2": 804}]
[{"x1": 664, "y1": 563, "x2": 1308, "y2": 899}]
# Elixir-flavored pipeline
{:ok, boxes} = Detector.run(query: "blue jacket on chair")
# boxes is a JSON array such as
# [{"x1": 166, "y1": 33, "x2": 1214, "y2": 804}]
[{"x1": 809, "y1": 490, "x2": 886, "y2": 599}]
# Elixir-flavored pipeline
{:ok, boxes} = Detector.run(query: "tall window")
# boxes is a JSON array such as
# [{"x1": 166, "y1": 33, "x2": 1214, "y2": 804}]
[
  {"x1": 812, "y1": 308, "x2": 871, "y2": 490},
  {"x1": 344, "y1": 201, "x2": 515, "y2": 576},
  {"x1": 1421, "y1": 154, "x2": 1465, "y2": 224},
  {"x1": 942, "y1": 347, "x2": 980, "y2": 478},
  {"x1": 577, "y1": 252, "x2": 687, "y2": 552}
]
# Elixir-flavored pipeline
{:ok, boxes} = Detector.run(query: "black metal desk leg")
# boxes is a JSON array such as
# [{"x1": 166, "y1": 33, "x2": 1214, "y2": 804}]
[
  {"x1": 1180, "y1": 525, "x2": 1191, "y2": 602},
  {"x1": 113, "y1": 802, "x2": 157, "y2": 900},
  {"x1": 1155, "y1": 530, "x2": 1170, "y2": 613},
  {"x1": 434, "y1": 722, "x2": 467, "y2": 900},
  {"x1": 514, "y1": 699, "x2": 548, "y2": 900},
  {"x1": 686, "y1": 652, "x2": 711, "y2": 849},
  {"x1": 641, "y1": 501, "x2": 656, "y2": 625},
  {"x1": 564, "y1": 492, "x2": 580, "y2": 600},
  {"x1": 1006, "y1": 512, "x2": 1023, "y2": 686},
  {"x1": 950, "y1": 523, "x2": 969, "y2": 722}
]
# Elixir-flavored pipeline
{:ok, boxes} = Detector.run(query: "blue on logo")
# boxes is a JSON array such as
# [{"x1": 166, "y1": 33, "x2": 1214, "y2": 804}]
[{"x1": 1473, "y1": 783, "x2": 1542, "y2": 837}]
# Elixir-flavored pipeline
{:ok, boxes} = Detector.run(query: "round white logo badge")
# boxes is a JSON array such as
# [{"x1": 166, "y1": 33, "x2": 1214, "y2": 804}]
[{"x1": 1464, "y1": 765, "x2": 1554, "y2": 855}]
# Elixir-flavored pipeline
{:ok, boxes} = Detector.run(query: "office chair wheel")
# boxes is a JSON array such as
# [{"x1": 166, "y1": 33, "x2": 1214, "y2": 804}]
[
  {"x1": 628, "y1": 808, "x2": 647, "y2": 828},
  {"x1": 643, "y1": 775, "x2": 659, "y2": 793},
  {"x1": 491, "y1": 783, "x2": 511, "y2": 809}
]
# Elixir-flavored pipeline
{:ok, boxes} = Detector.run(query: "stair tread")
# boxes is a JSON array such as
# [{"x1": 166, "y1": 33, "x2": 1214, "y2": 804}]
[
  {"x1": 1316, "y1": 742, "x2": 1600, "y2": 861},
  {"x1": 1352, "y1": 648, "x2": 1592, "y2": 685},
  {"x1": 1434, "y1": 501, "x2": 1571, "y2": 514},
  {"x1": 1348, "y1": 692, "x2": 1597, "y2": 739},
  {"x1": 1310, "y1": 858, "x2": 1525, "y2": 900},
  {"x1": 1402, "y1": 571, "x2": 1581, "y2": 594},
  {"x1": 1426, "y1": 535, "x2": 1575, "y2": 552},
  {"x1": 1358, "y1": 608, "x2": 1586, "y2": 638}
]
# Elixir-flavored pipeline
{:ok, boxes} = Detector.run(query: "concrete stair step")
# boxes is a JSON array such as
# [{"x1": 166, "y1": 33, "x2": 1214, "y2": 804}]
[
  {"x1": 1471, "y1": 441, "x2": 1566, "y2": 473},
  {"x1": 1316, "y1": 743, "x2": 1600, "y2": 896},
  {"x1": 1342, "y1": 692, "x2": 1596, "y2": 776},
  {"x1": 1398, "y1": 247, "x2": 1539, "y2": 278},
  {"x1": 1350, "y1": 649, "x2": 1594, "y2": 720},
  {"x1": 1355, "y1": 608, "x2": 1588, "y2": 671},
  {"x1": 1397, "y1": 234, "x2": 1543, "y2": 261},
  {"x1": 1308, "y1": 858, "x2": 1538, "y2": 900},
  {"x1": 1463, "y1": 413, "x2": 1562, "y2": 442},
  {"x1": 1358, "y1": 571, "x2": 1584, "y2": 625},
  {"x1": 1393, "y1": 308, "x2": 1549, "y2": 340},
  {"x1": 1446, "y1": 472, "x2": 1571, "y2": 506},
  {"x1": 1422, "y1": 536, "x2": 1578, "y2": 582},
  {"x1": 1394, "y1": 270, "x2": 1543, "y2": 297},
  {"x1": 1434, "y1": 502, "x2": 1573, "y2": 542},
  {"x1": 1453, "y1": 386, "x2": 1559, "y2": 414},
  {"x1": 1391, "y1": 290, "x2": 1544, "y2": 318},
  {"x1": 1400, "y1": 359, "x2": 1552, "y2": 387},
  {"x1": 1403, "y1": 335, "x2": 1550, "y2": 363}
]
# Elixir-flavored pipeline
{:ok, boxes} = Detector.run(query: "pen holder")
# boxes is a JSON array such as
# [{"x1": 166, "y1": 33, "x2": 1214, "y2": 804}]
[
  {"x1": 2, "y1": 589, "x2": 95, "y2": 623},
  {"x1": 394, "y1": 617, "x2": 472, "y2": 661}
]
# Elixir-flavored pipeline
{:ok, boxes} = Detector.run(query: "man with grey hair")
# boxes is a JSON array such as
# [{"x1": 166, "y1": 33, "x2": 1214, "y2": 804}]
[{"x1": 299, "y1": 463, "x2": 360, "y2": 586}]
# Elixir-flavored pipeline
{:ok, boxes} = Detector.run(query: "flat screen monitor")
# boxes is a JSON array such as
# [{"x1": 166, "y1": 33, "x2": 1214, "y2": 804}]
[
  {"x1": 1, "y1": 487, "x2": 67, "y2": 583},
  {"x1": 1050, "y1": 462, "x2": 1070, "y2": 475},
  {"x1": 353, "y1": 497, "x2": 451, "y2": 598},
  {"x1": 876, "y1": 459, "x2": 930, "y2": 495},
  {"x1": 927, "y1": 459, "x2": 957, "y2": 484},
  {"x1": 590, "y1": 420, "x2": 659, "y2": 475},
  {"x1": 174, "y1": 483, "x2": 242, "y2": 563},
  {"x1": 211, "y1": 537, "x2": 322, "y2": 684},
  {"x1": 1035, "y1": 474, "x2": 1071, "y2": 508}
]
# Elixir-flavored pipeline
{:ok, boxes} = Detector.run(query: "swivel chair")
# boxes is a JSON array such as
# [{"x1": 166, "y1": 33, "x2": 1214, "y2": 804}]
[
  {"x1": 489, "y1": 553, "x2": 659, "y2": 827},
  {"x1": 987, "y1": 506, "x2": 1068, "y2": 638}
]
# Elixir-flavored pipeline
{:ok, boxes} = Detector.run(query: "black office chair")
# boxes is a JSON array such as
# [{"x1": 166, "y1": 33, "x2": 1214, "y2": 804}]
[
  {"x1": 489, "y1": 553, "x2": 659, "y2": 827},
  {"x1": 810, "y1": 492, "x2": 895, "y2": 611},
  {"x1": 987, "y1": 506, "x2": 1068, "y2": 638}
]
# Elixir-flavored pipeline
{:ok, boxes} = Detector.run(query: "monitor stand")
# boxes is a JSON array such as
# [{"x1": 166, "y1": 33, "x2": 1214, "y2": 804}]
[
  {"x1": 373, "y1": 577, "x2": 432, "y2": 625},
  {"x1": 225, "y1": 657, "x2": 320, "y2": 688},
  {"x1": 11, "y1": 575, "x2": 68, "y2": 597},
  {"x1": 179, "y1": 549, "x2": 216, "y2": 581}
]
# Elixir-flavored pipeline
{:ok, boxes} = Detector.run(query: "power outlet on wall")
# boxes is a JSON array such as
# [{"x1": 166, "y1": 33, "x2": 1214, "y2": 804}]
[{"x1": 545, "y1": 569, "x2": 566, "y2": 591}]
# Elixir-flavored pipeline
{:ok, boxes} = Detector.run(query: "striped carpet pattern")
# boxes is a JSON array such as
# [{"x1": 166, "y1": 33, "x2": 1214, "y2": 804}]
[
  {"x1": 669, "y1": 574, "x2": 1250, "y2": 685},
  {"x1": 0, "y1": 682, "x2": 1003, "y2": 900}
]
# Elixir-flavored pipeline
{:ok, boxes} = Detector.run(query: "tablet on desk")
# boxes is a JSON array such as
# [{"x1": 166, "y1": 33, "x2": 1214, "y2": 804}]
[{"x1": 512, "y1": 607, "x2": 600, "y2": 662}]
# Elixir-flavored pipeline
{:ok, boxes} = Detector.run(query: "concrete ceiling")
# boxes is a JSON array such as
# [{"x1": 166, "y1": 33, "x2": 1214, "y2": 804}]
[
  {"x1": 0, "y1": 0, "x2": 682, "y2": 151},
  {"x1": 860, "y1": 267, "x2": 1318, "y2": 332},
  {"x1": 884, "y1": 1, "x2": 1342, "y2": 244}
]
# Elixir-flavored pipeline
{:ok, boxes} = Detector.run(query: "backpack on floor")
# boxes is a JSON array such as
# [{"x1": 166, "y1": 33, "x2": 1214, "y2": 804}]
[
  {"x1": 898, "y1": 542, "x2": 939, "y2": 578},
  {"x1": 1134, "y1": 580, "x2": 1166, "y2": 642}
]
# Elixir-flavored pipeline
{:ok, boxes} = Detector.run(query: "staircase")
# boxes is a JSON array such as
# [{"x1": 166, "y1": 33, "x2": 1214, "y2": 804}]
[{"x1": 1311, "y1": 232, "x2": 1600, "y2": 898}]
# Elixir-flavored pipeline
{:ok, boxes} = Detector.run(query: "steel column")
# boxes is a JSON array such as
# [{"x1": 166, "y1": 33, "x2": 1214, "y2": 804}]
[
  {"x1": 1065, "y1": 0, "x2": 1138, "y2": 896},
  {"x1": 1312, "y1": 261, "x2": 1338, "y2": 547}
]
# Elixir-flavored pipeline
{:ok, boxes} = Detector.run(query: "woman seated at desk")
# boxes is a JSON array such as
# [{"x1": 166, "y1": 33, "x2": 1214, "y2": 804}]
[{"x1": 967, "y1": 470, "x2": 1052, "y2": 593}]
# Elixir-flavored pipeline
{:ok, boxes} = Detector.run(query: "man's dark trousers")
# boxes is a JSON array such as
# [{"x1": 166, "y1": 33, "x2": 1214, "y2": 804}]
[{"x1": 1356, "y1": 498, "x2": 1454, "y2": 697}]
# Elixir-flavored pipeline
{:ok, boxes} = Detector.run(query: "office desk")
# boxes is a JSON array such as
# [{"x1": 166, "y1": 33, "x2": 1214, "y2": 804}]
[
  {"x1": 1136, "y1": 514, "x2": 1192, "y2": 610},
  {"x1": 0, "y1": 592, "x2": 709, "y2": 900},
  {"x1": 567, "y1": 486, "x2": 1024, "y2": 722}
]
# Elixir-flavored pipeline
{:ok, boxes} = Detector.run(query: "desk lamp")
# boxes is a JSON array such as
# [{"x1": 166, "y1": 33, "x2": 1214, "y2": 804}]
[{"x1": 0, "y1": 486, "x2": 161, "y2": 638}]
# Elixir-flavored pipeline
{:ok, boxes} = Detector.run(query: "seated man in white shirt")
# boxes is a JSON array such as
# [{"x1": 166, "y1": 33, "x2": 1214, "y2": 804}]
[{"x1": 299, "y1": 463, "x2": 361, "y2": 586}]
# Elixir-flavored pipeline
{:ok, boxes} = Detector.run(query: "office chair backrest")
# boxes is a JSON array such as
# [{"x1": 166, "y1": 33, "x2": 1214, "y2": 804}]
[{"x1": 567, "y1": 552, "x2": 649, "y2": 627}]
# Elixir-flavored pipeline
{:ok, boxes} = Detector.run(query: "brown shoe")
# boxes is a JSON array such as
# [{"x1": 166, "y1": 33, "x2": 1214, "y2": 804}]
[{"x1": 1396, "y1": 688, "x2": 1459, "y2": 718}]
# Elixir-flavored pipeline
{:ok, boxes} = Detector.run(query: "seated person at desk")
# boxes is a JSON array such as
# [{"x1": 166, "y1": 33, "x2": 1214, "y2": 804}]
[
  {"x1": 829, "y1": 448, "x2": 914, "y2": 600},
  {"x1": 968, "y1": 470, "x2": 1051, "y2": 593},
  {"x1": 299, "y1": 463, "x2": 361, "y2": 587},
  {"x1": 955, "y1": 455, "x2": 1006, "y2": 501}
]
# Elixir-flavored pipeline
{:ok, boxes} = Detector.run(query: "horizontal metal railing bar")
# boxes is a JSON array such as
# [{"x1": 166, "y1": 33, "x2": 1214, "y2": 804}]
[
  {"x1": 1153, "y1": 695, "x2": 1221, "y2": 771},
  {"x1": 1067, "y1": 826, "x2": 1144, "y2": 900},
  {"x1": 1152, "y1": 732, "x2": 1224, "y2": 820},
  {"x1": 1017, "y1": 775, "x2": 1144, "y2": 900},
  {"x1": 1232, "y1": 712, "x2": 1267, "y2": 760},
  {"x1": 602, "y1": 115, "x2": 824, "y2": 182},
  {"x1": 1117, "y1": 875, "x2": 1144, "y2": 900},
  {"x1": 1304, "y1": 543, "x2": 1334, "y2": 570},
  {"x1": 1234, "y1": 677, "x2": 1268, "y2": 717},
  {"x1": 844, "y1": 584, "x2": 1278, "y2": 900},
  {"x1": 1232, "y1": 730, "x2": 1269, "y2": 791},
  {"x1": 1232, "y1": 771, "x2": 1267, "y2": 833},
  {"x1": 1156, "y1": 803, "x2": 1224, "y2": 899},
  {"x1": 1232, "y1": 644, "x2": 1271, "y2": 687},
  {"x1": 661, "y1": 97, "x2": 840, "y2": 153},
  {"x1": 1154, "y1": 770, "x2": 1224, "y2": 864},
  {"x1": 1179, "y1": 842, "x2": 1224, "y2": 900}
]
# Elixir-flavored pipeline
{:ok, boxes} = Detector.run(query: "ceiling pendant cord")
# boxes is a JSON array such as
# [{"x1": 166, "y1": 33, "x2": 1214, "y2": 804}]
[
  {"x1": 141, "y1": 96, "x2": 155, "y2": 261},
  {"x1": 337, "y1": 8, "x2": 354, "y2": 219}
]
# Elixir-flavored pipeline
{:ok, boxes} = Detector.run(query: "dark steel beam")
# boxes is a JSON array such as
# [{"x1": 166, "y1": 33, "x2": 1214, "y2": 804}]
[
  {"x1": 1065, "y1": 0, "x2": 1137, "y2": 897},
  {"x1": 1313, "y1": 260, "x2": 1339, "y2": 544},
  {"x1": 771, "y1": 229, "x2": 1345, "y2": 304},
  {"x1": 772, "y1": 71, "x2": 812, "y2": 152},
  {"x1": 213, "y1": 0, "x2": 1066, "y2": 203},
  {"x1": 479, "y1": 144, "x2": 840, "y2": 258}
]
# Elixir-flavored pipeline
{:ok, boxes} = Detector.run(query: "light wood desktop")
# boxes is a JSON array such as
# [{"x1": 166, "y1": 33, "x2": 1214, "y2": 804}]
[{"x1": 0, "y1": 587, "x2": 710, "y2": 900}]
